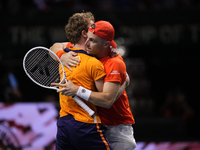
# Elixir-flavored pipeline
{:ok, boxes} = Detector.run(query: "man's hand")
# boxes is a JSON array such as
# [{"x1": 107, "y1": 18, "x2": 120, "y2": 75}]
[
  {"x1": 60, "y1": 51, "x2": 80, "y2": 71},
  {"x1": 51, "y1": 80, "x2": 79, "y2": 96},
  {"x1": 125, "y1": 72, "x2": 130, "y2": 87},
  {"x1": 110, "y1": 46, "x2": 119, "y2": 58},
  {"x1": 49, "y1": 42, "x2": 80, "y2": 71}
]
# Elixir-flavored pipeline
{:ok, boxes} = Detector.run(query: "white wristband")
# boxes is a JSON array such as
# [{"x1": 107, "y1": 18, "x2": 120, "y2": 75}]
[{"x1": 76, "y1": 86, "x2": 92, "y2": 101}]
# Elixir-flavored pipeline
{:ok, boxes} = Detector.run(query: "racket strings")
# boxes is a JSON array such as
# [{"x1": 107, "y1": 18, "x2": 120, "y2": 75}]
[
  {"x1": 24, "y1": 48, "x2": 62, "y2": 87},
  {"x1": 23, "y1": 46, "x2": 95, "y2": 116}
]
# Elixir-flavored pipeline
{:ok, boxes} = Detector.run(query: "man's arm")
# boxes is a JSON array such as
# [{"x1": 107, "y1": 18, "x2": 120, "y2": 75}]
[
  {"x1": 88, "y1": 82, "x2": 120, "y2": 108},
  {"x1": 51, "y1": 73, "x2": 129, "y2": 109},
  {"x1": 87, "y1": 73, "x2": 129, "y2": 107},
  {"x1": 81, "y1": 74, "x2": 129, "y2": 108},
  {"x1": 53, "y1": 80, "x2": 121, "y2": 109},
  {"x1": 116, "y1": 72, "x2": 130, "y2": 99},
  {"x1": 49, "y1": 42, "x2": 80, "y2": 71},
  {"x1": 49, "y1": 42, "x2": 68, "y2": 59}
]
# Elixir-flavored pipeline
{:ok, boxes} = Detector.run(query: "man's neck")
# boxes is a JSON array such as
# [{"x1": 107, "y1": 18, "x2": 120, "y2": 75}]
[
  {"x1": 95, "y1": 49, "x2": 109, "y2": 60},
  {"x1": 73, "y1": 44, "x2": 85, "y2": 50},
  {"x1": 73, "y1": 37, "x2": 86, "y2": 50}
]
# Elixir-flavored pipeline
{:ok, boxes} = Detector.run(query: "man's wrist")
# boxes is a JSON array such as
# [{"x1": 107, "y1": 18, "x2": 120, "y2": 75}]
[
  {"x1": 76, "y1": 86, "x2": 91, "y2": 101},
  {"x1": 56, "y1": 50, "x2": 66, "y2": 61}
]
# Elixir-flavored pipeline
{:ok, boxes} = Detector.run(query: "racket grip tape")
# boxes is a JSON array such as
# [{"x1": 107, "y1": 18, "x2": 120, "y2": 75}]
[{"x1": 73, "y1": 96, "x2": 95, "y2": 116}]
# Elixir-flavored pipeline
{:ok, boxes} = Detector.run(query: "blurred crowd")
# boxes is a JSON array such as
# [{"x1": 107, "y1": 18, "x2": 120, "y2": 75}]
[
  {"x1": 0, "y1": 54, "x2": 23, "y2": 102},
  {"x1": 0, "y1": 0, "x2": 200, "y2": 14},
  {"x1": 124, "y1": 58, "x2": 195, "y2": 125}
]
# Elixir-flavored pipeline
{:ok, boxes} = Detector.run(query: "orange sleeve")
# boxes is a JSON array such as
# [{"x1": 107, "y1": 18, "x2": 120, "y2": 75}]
[
  {"x1": 66, "y1": 42, "x2": 74, "y2": 48},
  {"x1": 104, "y1": 57, "x2": 126, "y2": 84}
]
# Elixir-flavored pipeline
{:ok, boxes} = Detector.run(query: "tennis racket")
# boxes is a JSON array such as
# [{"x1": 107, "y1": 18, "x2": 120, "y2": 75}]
[{"x1": 23, "y1": 46, "x2": 94, "y2": 116}]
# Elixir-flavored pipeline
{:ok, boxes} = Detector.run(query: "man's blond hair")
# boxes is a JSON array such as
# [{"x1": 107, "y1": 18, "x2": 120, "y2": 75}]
[{"x1": 65, "y1": 12, "x2": 95, "y2": 44}]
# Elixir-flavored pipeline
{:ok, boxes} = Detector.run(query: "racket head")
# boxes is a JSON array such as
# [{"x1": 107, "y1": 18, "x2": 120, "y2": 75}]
[{"x1": 23, "y1": 46, "x2": 66, "y2": 90}]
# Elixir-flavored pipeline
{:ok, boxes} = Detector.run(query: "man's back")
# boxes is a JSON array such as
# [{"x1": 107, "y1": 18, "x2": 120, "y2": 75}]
[{"x1": 59, "y1": 47, "x2": 106, "y2": 124}]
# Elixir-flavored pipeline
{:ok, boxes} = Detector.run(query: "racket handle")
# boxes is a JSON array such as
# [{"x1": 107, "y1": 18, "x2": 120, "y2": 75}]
[{"x1": 73, "y1": 96, "x2": 95, "y2": 116}]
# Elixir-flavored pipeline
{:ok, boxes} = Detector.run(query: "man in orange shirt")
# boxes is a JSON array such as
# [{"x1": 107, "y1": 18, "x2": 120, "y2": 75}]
[
  {"x1": 52, "y1": 12, "x2": 112, "y2": 150},
  {"x1": 54, "y1": 21, "x2": 137, "y2": 150}
]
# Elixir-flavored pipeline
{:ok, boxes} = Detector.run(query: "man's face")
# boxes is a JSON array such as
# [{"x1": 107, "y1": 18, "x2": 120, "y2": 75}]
[
  {"x1": 85, "y1": 31, "x2": 104, "y2": 56},
  {"x1": 83, "y1": 20, "x2": 94, "y2": 44}
]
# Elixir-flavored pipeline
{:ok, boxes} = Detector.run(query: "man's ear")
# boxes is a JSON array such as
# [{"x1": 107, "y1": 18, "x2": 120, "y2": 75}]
[
  {"x1": 104, "y1": 41, "x2": 111, "y2": 48},
  {"x1": 82, "y1": 30, "x2": 87, "y2": 38}
]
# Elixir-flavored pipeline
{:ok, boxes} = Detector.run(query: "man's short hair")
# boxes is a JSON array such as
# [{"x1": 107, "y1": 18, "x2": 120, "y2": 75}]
[{"x1": 65, "y1": 12, "x2": 95, "y2": 44}]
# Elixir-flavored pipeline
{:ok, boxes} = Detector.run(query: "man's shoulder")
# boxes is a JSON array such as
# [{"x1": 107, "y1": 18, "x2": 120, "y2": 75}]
[
  {"x1": 106, "y1": 55, "x2": 125, "y2": 65},
  {"x1": 80, "y1": 54, "x2": 102, "y2": 65},
  {"x1": 88, "y1": 55, "x2": 101, "y2": 62}
]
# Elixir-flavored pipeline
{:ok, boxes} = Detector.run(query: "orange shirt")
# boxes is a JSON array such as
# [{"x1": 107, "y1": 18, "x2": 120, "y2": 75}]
[
  {"x1": 98, "y1": 55, "x2": 135, "y2": 126},
  {"x1": 59, "y1": 48, "x2": 106, "y2": 124}
]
